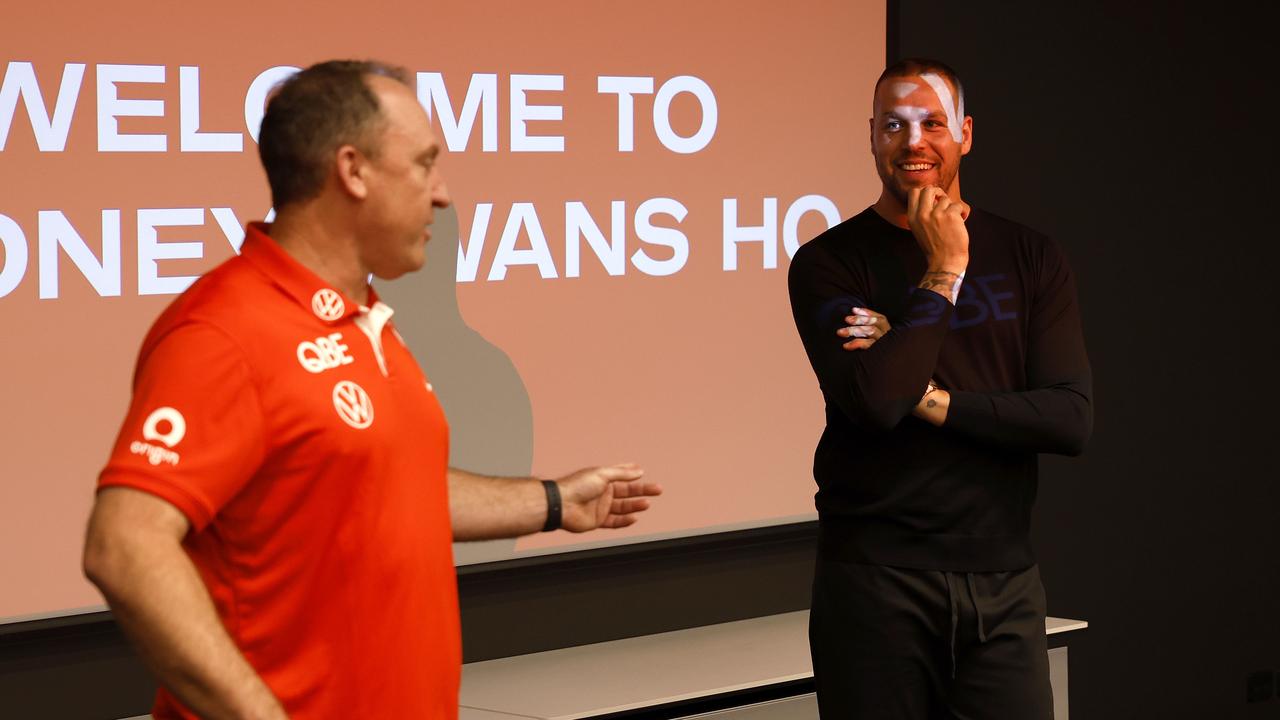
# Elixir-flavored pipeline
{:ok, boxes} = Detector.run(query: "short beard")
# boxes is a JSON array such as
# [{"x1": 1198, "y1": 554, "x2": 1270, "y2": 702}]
[{"x1": 884, "y1": 174, "x2": 910, "y2": 207}]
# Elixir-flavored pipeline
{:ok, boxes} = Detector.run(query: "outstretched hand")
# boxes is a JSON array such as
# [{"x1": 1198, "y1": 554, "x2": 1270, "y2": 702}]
[{"x1": 556, "y1": 464, "x2": 662, "y2": 532}]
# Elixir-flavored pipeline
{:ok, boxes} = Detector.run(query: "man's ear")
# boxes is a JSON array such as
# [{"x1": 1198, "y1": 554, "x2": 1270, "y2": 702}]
[
  {"x1": 868, "y1": 116, "x2": 876, "y2": 153},
  {"x1": 960, "y1": 116, "x2": 974, "y2": 156},
  {"x1": 334, "y1": 144, "x2": 368, "y2": 199}
]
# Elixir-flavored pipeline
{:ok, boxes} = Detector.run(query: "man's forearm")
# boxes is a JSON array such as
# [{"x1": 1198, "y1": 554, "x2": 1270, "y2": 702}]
[
  {"x1": 913, "y1": 384, "x2": 1092, "y2": 456},
  {"x1": 85, "y1": 528, "x2": 284, "y2": 720},
  {"x1": 913, "y1": 382, "x2": 950, "y2": 426},
  {"x1": 944, "y1": 385, "x2": 1092, "y2": 455},
  {"x1": 448, "y1": 468, "x2": 548, "y2": 541},
  {"x1": 803, "y1": 288, "x2": 954, "y2": 431},
  {"x1": 918, "y1": 268, "x2": 965, "y2": 304}
]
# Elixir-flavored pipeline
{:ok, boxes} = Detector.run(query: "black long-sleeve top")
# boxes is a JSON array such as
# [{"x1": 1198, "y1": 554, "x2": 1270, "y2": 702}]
[{"x1": 787, "y1": 207, "x2": 1092, "y2": 571}]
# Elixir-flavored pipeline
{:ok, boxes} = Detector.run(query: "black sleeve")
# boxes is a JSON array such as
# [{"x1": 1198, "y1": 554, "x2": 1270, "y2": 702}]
[
  {"x1": 945, "y1": 237, "x2": 1093, "y2": 455},
  {"x1": 788, "y1": 240, "x2": 955, "y2": 432}
]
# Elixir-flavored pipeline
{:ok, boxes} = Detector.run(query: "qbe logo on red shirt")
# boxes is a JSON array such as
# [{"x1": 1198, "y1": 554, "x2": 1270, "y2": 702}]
[
  {"x1": 297, "y1": 333, "x2": 354, "y2": 374},
  {"x1": 332, "y1": 381, "x2": 374, "y2": 429}
]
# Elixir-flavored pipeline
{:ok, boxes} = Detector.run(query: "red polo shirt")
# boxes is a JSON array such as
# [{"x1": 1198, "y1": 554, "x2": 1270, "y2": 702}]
[{"x1": 99, "y1": 223, "x2": 459, "y2": 719}]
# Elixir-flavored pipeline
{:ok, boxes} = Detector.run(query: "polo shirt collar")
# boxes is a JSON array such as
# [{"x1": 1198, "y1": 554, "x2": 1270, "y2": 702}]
[{"x1": 239, "y1": 221, "x2": 373, "y2": 324}]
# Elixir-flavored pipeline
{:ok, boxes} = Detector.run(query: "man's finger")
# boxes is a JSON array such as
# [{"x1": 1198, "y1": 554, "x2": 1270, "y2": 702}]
[
  {"x1": 594, "y1": 465, "x2": 645, "y2": 482},
  {"x1": 934, "y1": 195, "x2": 953, "y2": 221},
  {"x1": 611, "y1": 497, "x2": 651, "y2": 514},
  {"x1": 839, "y1": 325, "x2": 878, "y2": 338},
  {"x1": 858, "y1": 307, "x2": 889, "y2": 323},
  {"x1": 601, "y1": 515, "x2": 638, "y2": 529},
  {"x1": 611, "y1": 479, "x2": 663, "y2": 498},
  {"x1": 844, "y1": 315, "x2": 879, "y2": 326},
  {"x1": 853, "y1": 308, "x2": 889, "y2": 323},
  {"x1": 842, "y1": 338, "x2": 874, "y2": 351},
  {"x1": 917, "y1": 186, "x2": 942, "y2": 217},
  {"x1": 907, "y1": 186, "x2": 923, "y2": 220}
]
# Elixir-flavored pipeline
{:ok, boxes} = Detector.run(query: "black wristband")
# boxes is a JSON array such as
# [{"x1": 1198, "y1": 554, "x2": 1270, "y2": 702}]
[{"x1": 541, "y1": 480, "x2": 562, "y2": 532}]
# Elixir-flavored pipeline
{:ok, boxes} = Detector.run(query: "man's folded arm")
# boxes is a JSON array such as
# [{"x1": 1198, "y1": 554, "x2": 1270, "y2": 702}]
[
  {"x1": 941, "y1": 238, "x2": 1093, "y2": 455},
  {"x1": 946, "y1": 379, "x2": 1092, "y2": 456},
  {"x1": 788, "y1": 246, "x2": 954, "y2": 432}
]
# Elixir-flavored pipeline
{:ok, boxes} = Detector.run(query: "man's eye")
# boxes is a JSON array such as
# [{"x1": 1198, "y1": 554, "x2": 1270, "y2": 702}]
[
  {"x1": 885, "y1": 120, "x2": 902, "y2": 131},
  {"x1": 924, "y1": 120, "x2": 944, "y2": 129}
]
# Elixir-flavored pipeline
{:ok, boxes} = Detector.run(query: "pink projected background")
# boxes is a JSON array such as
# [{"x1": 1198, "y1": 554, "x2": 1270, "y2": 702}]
[{"x1": 0, "y1": 0, "x2": 884, "y2": 621}]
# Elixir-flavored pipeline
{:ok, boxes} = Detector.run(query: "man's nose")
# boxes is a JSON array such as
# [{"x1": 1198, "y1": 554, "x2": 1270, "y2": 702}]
[
  {"x1": 432, "y1": 176, "x2": 451, "y2": 209},
  {"x1": 906, "y1": 126, "x2": 928, "y2": 151}
]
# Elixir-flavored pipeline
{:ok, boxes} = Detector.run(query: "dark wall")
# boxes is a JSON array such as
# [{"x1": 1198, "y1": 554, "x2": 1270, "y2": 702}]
[{"x1": 893, "y1": 1, "x2": 1279, "y2": 718}]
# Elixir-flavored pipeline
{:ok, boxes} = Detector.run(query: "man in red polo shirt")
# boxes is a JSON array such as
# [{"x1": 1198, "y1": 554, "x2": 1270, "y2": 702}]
[{"x1": 82, "y1": 60, "x2": 662, "y2": 720}]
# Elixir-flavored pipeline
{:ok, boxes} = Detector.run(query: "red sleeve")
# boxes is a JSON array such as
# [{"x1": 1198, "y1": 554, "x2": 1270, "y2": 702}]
[{"x1": 98, "y1": 322, "x2": 266, "y2": 531}]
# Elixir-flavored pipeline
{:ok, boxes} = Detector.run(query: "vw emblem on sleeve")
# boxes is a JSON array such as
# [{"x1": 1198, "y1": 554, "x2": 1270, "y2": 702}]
[
  {"x1": 332, "y1": 380, "x2": 374, "y2": 429},
  {"x1": 311, "y1": 289, "x2": 346, "y2": 321}
]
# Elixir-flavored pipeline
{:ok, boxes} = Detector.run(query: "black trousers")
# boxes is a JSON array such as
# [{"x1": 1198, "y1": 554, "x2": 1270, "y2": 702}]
[{"x1": 809, "y1": 559, "x2": 1054, "y2": 719}]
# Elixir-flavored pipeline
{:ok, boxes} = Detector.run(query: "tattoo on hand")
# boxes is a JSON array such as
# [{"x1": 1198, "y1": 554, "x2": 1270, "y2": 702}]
[{"x1": 926, "y1": 399, "x2": 937, "y2": 408}]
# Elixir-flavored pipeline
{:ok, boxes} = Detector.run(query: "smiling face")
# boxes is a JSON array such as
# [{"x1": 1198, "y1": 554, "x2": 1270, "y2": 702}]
[
  {"x1": 357, "y1": 75, "x2": 452, "y2": 279},
  {"x1": 869, "y1": 72, "x2": 972, "y2": 208}
]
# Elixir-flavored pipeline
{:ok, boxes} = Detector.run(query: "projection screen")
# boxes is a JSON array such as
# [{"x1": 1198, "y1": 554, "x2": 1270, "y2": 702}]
[{"x1": 0, "y1": 0, "x2": 885, "y2": 622}]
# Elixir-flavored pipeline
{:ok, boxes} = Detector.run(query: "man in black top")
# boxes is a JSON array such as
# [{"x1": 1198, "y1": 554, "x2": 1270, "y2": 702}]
[{"x1": 788, "y1": 58, "x2": 1091, "y2": 718}]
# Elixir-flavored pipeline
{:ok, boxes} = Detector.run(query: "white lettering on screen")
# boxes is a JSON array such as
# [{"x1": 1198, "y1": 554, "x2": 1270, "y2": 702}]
[
  {"x1": 137, "y1": 208, "x2": 205, "y2": 296},
  {"x1": 723, "y1": 196, "x2": 841, "y2": 271},
  {"x1": 510, "y1": 74, "x2": 564, "y2": 152},
  {"x1": 37, "y1": 210, "x2": 121, "y2": 299},
  {"x1": 0, "y1": 61, "x2": 85, "y2": 151},
  {"x1": 96, "y1": 64, "x2": 167, "y2": 152},
  {"x1": 598, "y1": 75, "x2": 718, "y2": 154},
  {"x1": 179, "y1": 66, "x2": 243, "y2": 152},
  {"x1": 455, "y1": 200, "x2": 690, "y2": 282},
  {"x1": 416, "y1": 72, "x2": 498, "y2": 152}
]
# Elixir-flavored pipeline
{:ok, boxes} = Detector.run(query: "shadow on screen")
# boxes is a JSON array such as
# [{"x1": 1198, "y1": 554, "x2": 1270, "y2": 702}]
[{"x1": 377, "y1": 206, "x2": 534, "y2": 565}]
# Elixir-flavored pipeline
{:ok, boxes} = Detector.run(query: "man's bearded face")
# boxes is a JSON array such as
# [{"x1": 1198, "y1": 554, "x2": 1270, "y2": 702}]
[{"x1": 870, "y1": 73, "x2": 971, "y2": 206}]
